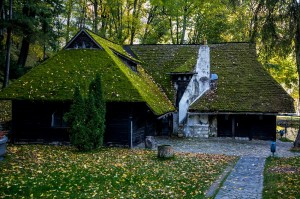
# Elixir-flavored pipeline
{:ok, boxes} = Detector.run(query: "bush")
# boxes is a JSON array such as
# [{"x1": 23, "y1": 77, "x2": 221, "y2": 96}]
[{"x1": 64, "y1": 74, "x2": 106, "y2": 151}]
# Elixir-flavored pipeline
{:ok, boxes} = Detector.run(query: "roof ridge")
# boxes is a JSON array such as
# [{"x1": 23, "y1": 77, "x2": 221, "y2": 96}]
[
  {"x1": 127, "y1": 42, "x2": 253, "y2": 46},
  {"x1": 87, "y1": 30, "x2": 140, "y2": 63}
]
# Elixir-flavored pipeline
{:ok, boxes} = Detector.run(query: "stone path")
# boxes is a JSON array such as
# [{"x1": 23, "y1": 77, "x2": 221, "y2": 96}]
[
  {"x1": 214, "y1": 157, "x2": 265, "y2": 199},
  {"x1": 137, "y1": 137, "x2": 300, "y2": 198},
  {"x1": 151, "y1": 137, "x2": 298, "y2": 157}
]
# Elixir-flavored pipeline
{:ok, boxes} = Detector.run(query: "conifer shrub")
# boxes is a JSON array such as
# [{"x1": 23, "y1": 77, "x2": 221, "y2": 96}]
[{"x1": 64, "y1": 74, "x2": 106, "y2": 151}]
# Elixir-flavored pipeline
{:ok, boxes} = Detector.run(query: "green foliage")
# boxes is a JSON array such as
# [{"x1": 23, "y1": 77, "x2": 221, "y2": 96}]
[
  {"x1": 0, "y1": 145, "x2": 237, "y2": 198},
  {"x1": 64, "y1": 74, "x2": 106, "y2": 151},
  {"x1": 88, "y1": 74, "x2": 106, "y2": 147},
  {"x1": 64, "y1": 86, "x2": 90, "y2": 151},
  {"x1": 263, "y1": 156, "x2": 300, "y2": 198}
]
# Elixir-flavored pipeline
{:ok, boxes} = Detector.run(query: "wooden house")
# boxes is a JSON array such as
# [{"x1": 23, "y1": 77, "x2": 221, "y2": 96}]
[
  {"x1": 0, "y1": 29, "x2": 295, "y2": 144},
  {"x1": 0, "y1": 30, "x2": 175, "y2": 146}
]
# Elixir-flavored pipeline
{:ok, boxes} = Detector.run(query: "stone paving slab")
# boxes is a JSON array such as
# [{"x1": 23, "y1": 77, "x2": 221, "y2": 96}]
[
  {"x1": 148, "y1": 137, "x2": 299, "y2": 158},
  {"x1": 215, "y1": 157, "x2": 266, "y2": 199}
]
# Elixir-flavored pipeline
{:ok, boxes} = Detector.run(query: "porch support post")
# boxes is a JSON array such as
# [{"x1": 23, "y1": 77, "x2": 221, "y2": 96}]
[
  {"x1": 128, "y1": 115, "x2": 133, "y2": 148},
  {"x1": 232, "y1": 116, "x2": 235, "y2": 138}
]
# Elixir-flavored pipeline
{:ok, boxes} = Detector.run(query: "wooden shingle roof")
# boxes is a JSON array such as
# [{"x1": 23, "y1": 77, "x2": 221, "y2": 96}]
[
  {"x1": 130, "y1": 43, "x2": 295, "y2": 113},
  {"x1": 0, "y1": 30, "x2": 175, "y2": 115}
]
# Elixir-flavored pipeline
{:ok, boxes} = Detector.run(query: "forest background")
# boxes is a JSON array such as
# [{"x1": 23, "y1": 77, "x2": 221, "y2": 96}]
[{"x1": 0, "y1": 0, "x2": 299, "y2": 112}]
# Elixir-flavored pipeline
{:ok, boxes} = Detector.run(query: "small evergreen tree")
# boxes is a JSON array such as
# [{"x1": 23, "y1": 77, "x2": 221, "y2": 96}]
[
  {"x1": 64, "y1": 86, "x2": 91, "y2": 151},
  {"x1": 64, "y1": 74, "x2": 106, "y2": 151},
  {"x1": 88, "y1": 74, "x2": 106, "y2": 147}
]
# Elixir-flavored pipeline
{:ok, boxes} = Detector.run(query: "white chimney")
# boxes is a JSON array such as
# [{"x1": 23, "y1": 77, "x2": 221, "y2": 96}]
[{"x1": 178, "y1": 43, "x2": 210, "y2": 124}]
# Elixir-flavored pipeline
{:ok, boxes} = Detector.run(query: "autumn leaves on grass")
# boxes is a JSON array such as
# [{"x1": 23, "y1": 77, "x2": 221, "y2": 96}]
[{"x1": 0, "y1": 145, "x2": 236, "y2": 198}]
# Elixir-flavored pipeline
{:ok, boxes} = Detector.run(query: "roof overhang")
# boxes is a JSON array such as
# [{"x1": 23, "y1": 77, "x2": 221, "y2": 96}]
[
  {"x1": 187, "y1": 111, "x2": 281, "y2": 116},
  {"x1": 157, "y1": 112, "x2": 174, "y2": 119},
  {"x1": 167, "y1": 72, "x2": 197, "y2": 75}
]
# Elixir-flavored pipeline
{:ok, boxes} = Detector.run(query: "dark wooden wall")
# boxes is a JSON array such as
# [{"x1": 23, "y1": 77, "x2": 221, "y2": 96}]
[
  {"x1": 12, "y1": 100, "x2": 70, "y2": 143},
  {"x1": 105, "y1": 102, "x2": 155, "y2": 147},
  {"x1": 12, "y1": 101, "x2": 156, "y2": 146},
  {"x1": 217, "y1": 114, "x2": 276, "y2": 140}
]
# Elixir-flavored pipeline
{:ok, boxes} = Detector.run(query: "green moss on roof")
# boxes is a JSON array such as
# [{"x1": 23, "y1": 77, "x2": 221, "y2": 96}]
[
  {"x1": 87, "y1": 30, "x2": 140, "y2": 63},
  {"x1": 130, "y1": 43, "x2": 294, "y2": 113},
  {"x1": 0, "y1": 50, "x2": 142, "y2": 102},
  {"x1": 130, "y1": 45, "x2": 199, "y2": 102},
  {"x1": 0, "y1": 31, "x2": 174, "y2": 115},
  {"x1": 172, "y1": 56, "x2": 197, "y2": 73},
  {"x1": 190, "y1": 43, "x2": 295, "y2": 113}
]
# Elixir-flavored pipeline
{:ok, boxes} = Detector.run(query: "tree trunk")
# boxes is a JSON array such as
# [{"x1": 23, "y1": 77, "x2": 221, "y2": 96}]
[
  {"x1": 0, "y1": 0, "x2": 4, "y2": 41},
  {"x1": 93, "y1": 0, "x2": 98, "y2": 33},
  {"x1": 17, "y1": 1, "x2": 36, "y2": 68},
  {"x1": 17, "y1": 37, "x2": 30, "y2": 68},
  {"x1": 141, "y1": 5, "x2": 156, "y2": 43},
  {"x1": 3, "y1": 0, "x2": 12, "y2": 88},
  {"x1": 3, "y1": 27, "x2": 11, "y2": 88},
  {"x1": 169, "y1": 17, "x2": 175, "y2": 44},
  {"x1": 157, "y1": 145, "x2": 174, "y2": 158},
  {"x1": 294, "y1": 2, "x2": 300, "y2": 148},
  {"x1": 130, "y1": 0, "x2": 138, "y2": 45},
  {"x1": 180, "y1": 6, "x2": 188, "y2": 44},
  {"x1": 249, "y1": 0, "x2": 263, "y2": 43},
  {"x1": 176, "y1": 15, "x2": 179, "y2": 44},
  {"x1": 65, "y1": 0, "x2": 73, "y2": 43}
]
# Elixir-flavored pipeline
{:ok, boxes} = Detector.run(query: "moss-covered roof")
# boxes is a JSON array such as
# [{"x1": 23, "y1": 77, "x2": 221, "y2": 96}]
[
  {"x1": 0, "y1": 30, "x2": 174, "y2": 115},
  {"x1": 130, "y1": 45, "x2": 199, "y2": 102},
  {"x1": 130, "y1": 43, "x2": 294, "y2": 113},
  {"x1": 191, "y1": 43, "x2": 294, "y2": 113}
]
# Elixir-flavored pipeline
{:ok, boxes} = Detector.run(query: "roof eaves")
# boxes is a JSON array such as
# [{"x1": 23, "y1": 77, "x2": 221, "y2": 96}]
[{"x1": 110, "y1": 48, "x2": 141, "y2": 64}]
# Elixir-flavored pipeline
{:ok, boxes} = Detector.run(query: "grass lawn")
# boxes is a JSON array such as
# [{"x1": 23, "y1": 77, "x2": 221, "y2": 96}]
[
  {"x1": 263, "y1": 156, "x2": 300, "y2": 199},
  {"x1": 0, "y1": 145, "x2": 236, "y2": 198}
]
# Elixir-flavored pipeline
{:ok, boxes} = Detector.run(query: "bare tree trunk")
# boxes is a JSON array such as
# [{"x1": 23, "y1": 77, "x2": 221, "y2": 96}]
[
  {"x1": 176, "y1": 15, "x2": 179, "y2": 44},
  {"x1": 17, "y1": 37, "x2": 30, "y2": 67},
  {"x1": 130, "y1": 0, "x2": 138, "y2": 45},
  {"x1": 294, "y1": 2, "x2": 300, "y2": 148},
  {"x1": 17, "y1": 1, "x2": 36, "y2": 68},
  {"x1": 180, "y1": 6, "x2": 187, "y2": 44},
  {"x1": 141, "y1": 5, "x2": 157, "y2": 43},
  {"x1": 3, "y1": 0, "x2": 12, "y2": 88},
  {"x1": 0, "y1": 0, "x2": 4, "y2": 41},
  {"x1": 66, "y1": 0, "x2": 73, "y2": 43},
  {"x1": 93, "y1": 0, "x2": 98, "y2": 33},
  {"x1": 249, "y1": 0, "x2": 263, "y2": 43},
  {"x1": 169, "y1": 17, "x2": 175, "y2": 44}
]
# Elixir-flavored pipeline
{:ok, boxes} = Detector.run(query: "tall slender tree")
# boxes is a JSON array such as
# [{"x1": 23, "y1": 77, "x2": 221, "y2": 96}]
[{"x1": 3, "y1": 0, "x2": 12, "y2": 88}]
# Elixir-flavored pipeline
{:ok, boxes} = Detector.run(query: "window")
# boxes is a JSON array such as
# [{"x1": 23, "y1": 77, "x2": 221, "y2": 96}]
[{"x1": 51, "y1": 110, "x2": 67, "y2": 128}]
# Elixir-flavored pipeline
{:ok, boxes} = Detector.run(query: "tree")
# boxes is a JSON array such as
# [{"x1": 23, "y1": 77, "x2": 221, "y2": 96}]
[
  {"x1": 64, "y1": 74, "x2": 106, "y2": 151},
  {"x1": 246, "y1": 0, "x2": 300, "y2": 147},
  {"x1": 3, "y1": 0, "x2": 12, "y2": 88},
  {"x1": 88, "y1": 74, "x2": 106, "y2": 147},
  {"x1": 64, "y1": 86, "x2": 90, "y2": 151}
]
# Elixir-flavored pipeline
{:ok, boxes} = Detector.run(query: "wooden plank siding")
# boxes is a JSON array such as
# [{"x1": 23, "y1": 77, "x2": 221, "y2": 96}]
[
  {"x1": 217, "y1": 114, "x2": 276, "y2": 140},
  {"x1": 105, "y1": 102, "x2": 153, "y2": 147},
  {"x1": 12, "y1": 100, "x2": 70, "y2": 143},
  {"x1": 11, "y1": 101, "x2": 155, "y2": 146}
]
